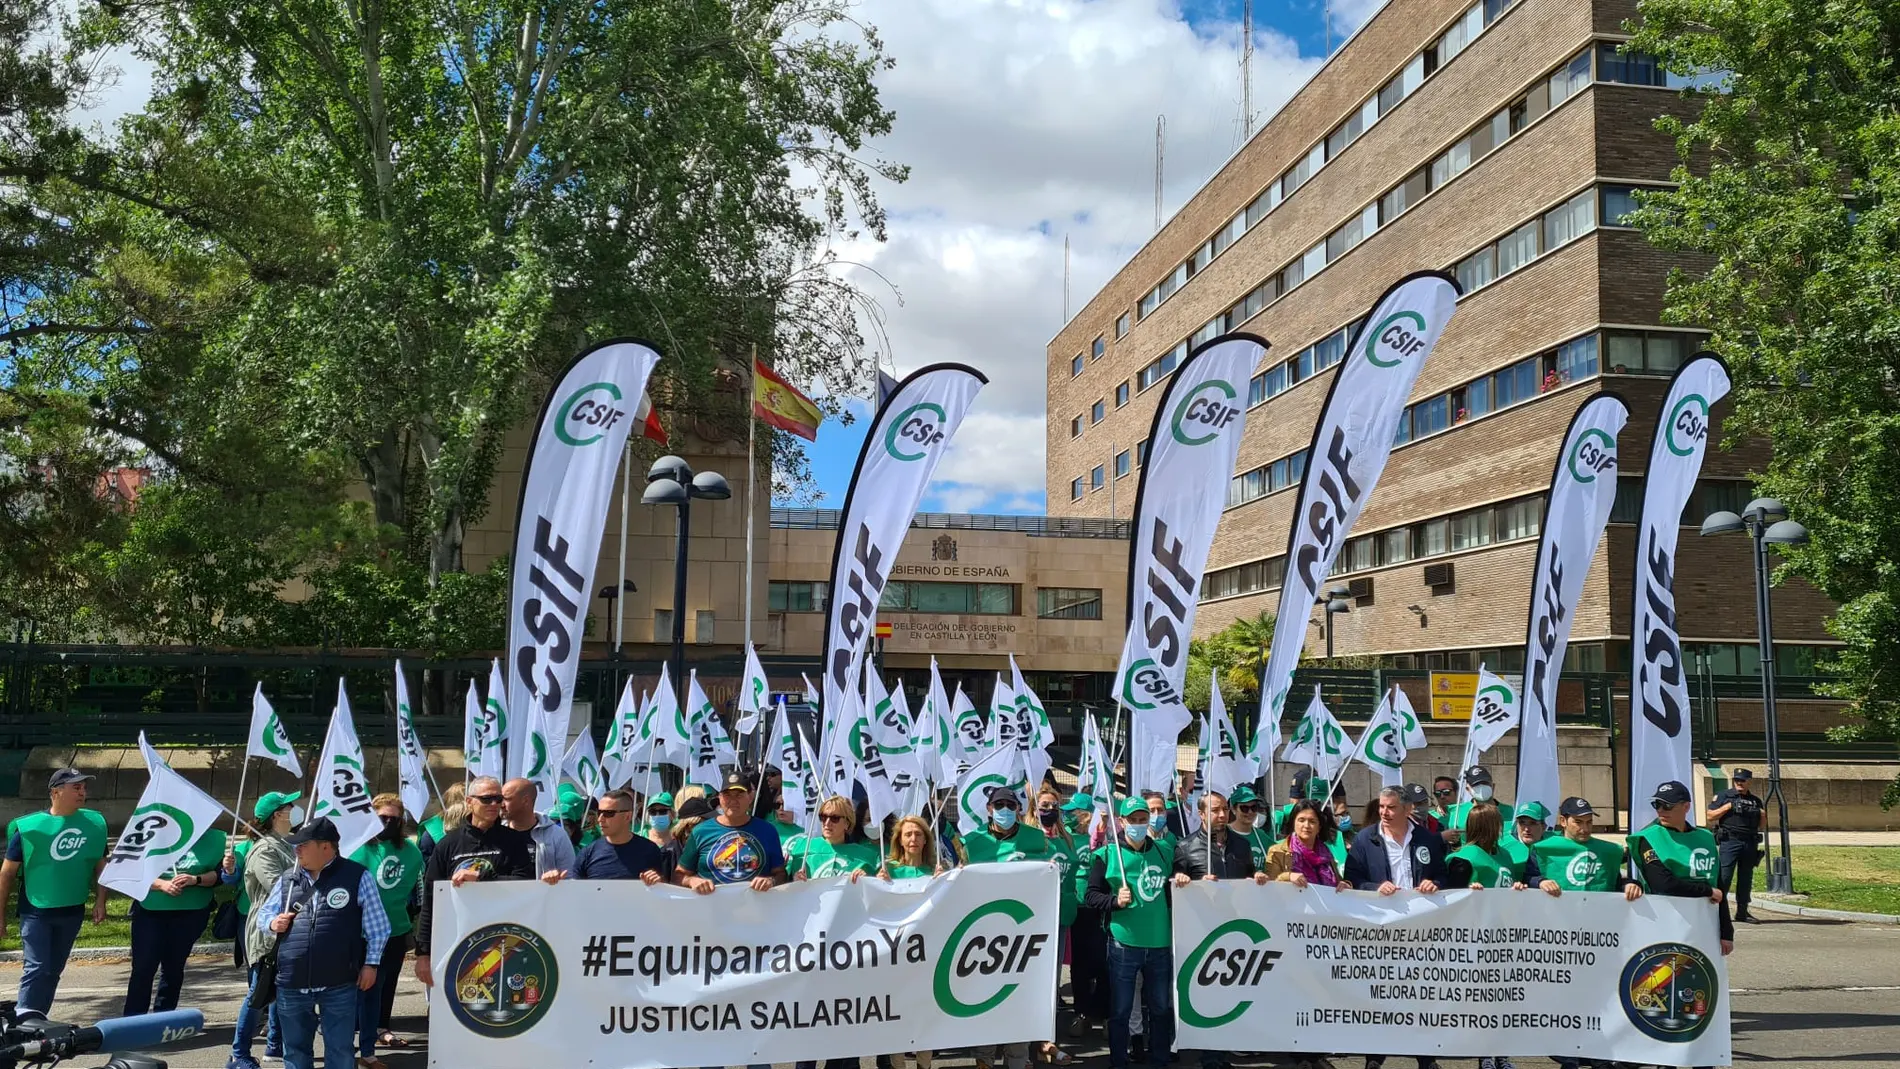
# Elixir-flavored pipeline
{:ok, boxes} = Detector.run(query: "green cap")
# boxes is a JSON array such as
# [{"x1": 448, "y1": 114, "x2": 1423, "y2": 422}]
[
  {"x1": 558, "y1": 781, "x2": 584, "y2": 802},
  {"x1": 1515, "y1": 801, "x2": 1552, "y2": 823},
  {"x1": 1061, "y1": 793, "x2": 1094, "y2": 812},
  {"x1": 254, "y1": 790, "x2": 300, "y2": 823},
  {"x1": 646, "y1": 791, "x2": 675, "y2": 810},
  {"x1": 1227, "y1": 785, "x2": 1258, "y2": 806},
  {"x1": 553, "y1": 795, "x2": 587, "y2": 823},
  {"x1": 1117, "y1": 797, "x2": 1148, "y2": 818}
]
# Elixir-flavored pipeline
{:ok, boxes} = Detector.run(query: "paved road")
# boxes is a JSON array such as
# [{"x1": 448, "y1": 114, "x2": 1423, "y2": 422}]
[{"x1": 3, "y1": 912, "x2": 1893, "y2": 1068}]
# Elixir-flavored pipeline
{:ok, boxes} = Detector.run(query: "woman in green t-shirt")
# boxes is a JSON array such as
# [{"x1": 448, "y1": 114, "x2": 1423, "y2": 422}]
[
  {"x1": 880, "y1": 815, "x2": 939, "y2": 1069},
  {"x1": 124, "y1": 825, "x2": 227, "y2": 1017},
  {"x1": 1446, "y1": 804, "x2": 1525, "y2": 890},
  {"x1": 788, "y1": 796, "x2": 879, "y2": 881},
  {"x1": 1035, "y1": 788, "x2": 1081, "y2": 1065}
]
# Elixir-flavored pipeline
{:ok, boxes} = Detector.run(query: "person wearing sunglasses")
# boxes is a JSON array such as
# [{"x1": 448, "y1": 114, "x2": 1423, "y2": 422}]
[
  {"x1": 539, "y1": 789, "x2": 665, "y2": 885},
  {"x1": 412, "y1": 776, "x2": 534, "y2": 991},
  {"x1": 787, "y1": 797, "x2": 878, "y2": 881}
]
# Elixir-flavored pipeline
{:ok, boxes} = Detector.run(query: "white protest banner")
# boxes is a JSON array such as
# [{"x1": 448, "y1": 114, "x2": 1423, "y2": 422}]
[
  {"x1": 247, "y1": 684, "x2": 300, "y2": 777},
  {"x1": 426, "y1": 863, "x2": 1058, "y2": 1068},
  {"x1": 393, "y1": 662, "x2": 432, "y2": 822},
  {"x1": 1517, "y1": 394, "x2": 1630, "y2": 821},
  {"x1": 1259, "y1": 272, "x2": 1460, "y2": 731},
  {"x1": 311, "y1": 680, "x2": 381, "y2": 855},
  {"x1": 506, "y1": 339, "x2": 662, "y2": 783},
  {"x1": 820, "y1": 364, "x2": 987, "y2": 753},
  {"x1": 1630, "y1": 354, "x2": 1731, "y2": 832},
  {"x1": 1112, "y1": 335, "x2": 1266, "y2": 746},
  {"x1": 101, "y1": 734, "x2": 230, "y2": 899},
  {"x1": 1172, "y1": 880, "x2": 1730, "y2": 1066}
]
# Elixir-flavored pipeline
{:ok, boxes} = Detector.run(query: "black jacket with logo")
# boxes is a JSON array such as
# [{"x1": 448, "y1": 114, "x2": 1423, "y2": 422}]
[
  {"x1": 1173, "y1": 827, "x2": 1256, "y2": 881},
  {"x1": 414, "y1": 820, "x2": 534, "y2": 953}
]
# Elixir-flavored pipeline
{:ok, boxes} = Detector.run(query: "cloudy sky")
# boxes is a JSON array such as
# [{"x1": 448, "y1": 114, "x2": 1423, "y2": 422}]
[{"x1": 802, "y1": 0, "x2": 1388, "y2": 514}]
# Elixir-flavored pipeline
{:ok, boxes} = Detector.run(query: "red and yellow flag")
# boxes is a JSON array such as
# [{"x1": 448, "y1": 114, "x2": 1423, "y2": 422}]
[{"x1": 753, "y1": 356, "x2": 823, "y2": 441}]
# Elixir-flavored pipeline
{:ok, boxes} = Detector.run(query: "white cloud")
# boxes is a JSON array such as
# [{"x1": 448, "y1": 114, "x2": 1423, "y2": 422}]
[{"x1": 834, "y1": 0, "x2": 1324, "y2": 513}]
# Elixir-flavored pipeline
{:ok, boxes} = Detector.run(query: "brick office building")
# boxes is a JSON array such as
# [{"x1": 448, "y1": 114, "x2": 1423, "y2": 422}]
[{"x1": 1047, "y1": 0, "x2": 1851, "y2": 737}]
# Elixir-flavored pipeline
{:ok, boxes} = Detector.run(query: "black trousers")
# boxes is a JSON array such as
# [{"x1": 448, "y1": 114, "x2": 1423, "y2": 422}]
[
  {"x1": 1718, "y1": 837, "x2": 1758, "y2": 913},
  {"x1": 124, "y1": 903, "x2": 211, "y2": 1017},
  {"x1": 1070, "y1": 907, "x2": 1110, "y2": 1021}
]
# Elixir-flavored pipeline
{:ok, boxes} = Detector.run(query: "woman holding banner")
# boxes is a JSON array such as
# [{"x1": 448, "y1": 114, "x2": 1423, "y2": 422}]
[
  {"x1": 787, "y1": 796, "x2": 878, "y2": 881},
  {"x1": 1446, "y1": 806, "x2": 1538, "y2": 890},
  {"x1": 881, "y1": 817, "x2": 940, "y2": 1069},
  {"x1": 1035, "y1": 788, "x2": 1080, "y2": 1065},
  {"x1": 1263, "y1": 800, "x2": 1345, "y2": 889}
]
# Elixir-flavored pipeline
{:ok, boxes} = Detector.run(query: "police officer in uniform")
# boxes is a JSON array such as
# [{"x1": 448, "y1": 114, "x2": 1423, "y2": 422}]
[
  {"x1": 1707, "y1": 768, "x2": 1764, "y2": 922},
  {"x1": 259, "y1": 817, "x2": 391, "y2": 1069}
]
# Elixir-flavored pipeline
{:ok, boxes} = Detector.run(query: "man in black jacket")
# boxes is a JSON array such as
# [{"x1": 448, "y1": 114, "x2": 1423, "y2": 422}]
[
  {"x1": 411, "y1": 776, "x2": 535, "y2": 989},
  {"x1": 1342, "y1": 785, "x2": 1446, "y2": 1069},
  {"x1": 1172, "y1": 792, "x2": 1264, "y2": 884}
]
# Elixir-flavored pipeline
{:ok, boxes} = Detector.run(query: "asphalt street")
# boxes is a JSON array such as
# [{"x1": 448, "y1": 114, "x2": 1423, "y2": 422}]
[{"x1": 1, "y1": 911, "x2": 1892, "y2": 1069}]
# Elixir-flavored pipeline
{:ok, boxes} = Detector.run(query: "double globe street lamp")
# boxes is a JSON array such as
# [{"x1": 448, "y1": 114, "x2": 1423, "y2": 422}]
[
  {"x1": 1699, "y1": 497, "x2": 1808, "y2": 894},
  {"x1": 642, "y1": 456, "x2": 730, "y2": 710}
]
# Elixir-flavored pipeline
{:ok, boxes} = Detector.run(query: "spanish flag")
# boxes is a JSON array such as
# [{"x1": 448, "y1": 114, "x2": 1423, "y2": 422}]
[{"x1": 753, "y1": 356, "x2": 823, "y2": 442}]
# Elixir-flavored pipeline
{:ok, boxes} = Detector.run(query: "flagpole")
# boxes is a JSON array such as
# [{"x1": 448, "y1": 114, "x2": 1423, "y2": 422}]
[
  {"x1": 745, "y1": 343, "x2": 757, "y2": 649},
  {"x1": 616, "y1": 435, "x2": 631, "y2": 654},
  {"x1": 230, "y1": 754, "x2": 251, "y2": 839}
]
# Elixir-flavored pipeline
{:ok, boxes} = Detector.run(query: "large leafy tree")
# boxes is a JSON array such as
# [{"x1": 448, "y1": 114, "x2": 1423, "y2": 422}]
[
  {"x1": 1625, "y1": 0, "x2": 1900, "y2": 800},
  {"x1": 2, "y1": 0, "x2": 897, "y2": 649}
]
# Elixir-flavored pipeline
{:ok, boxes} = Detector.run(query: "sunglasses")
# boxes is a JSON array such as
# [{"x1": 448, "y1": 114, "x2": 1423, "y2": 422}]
[
  {"x1": 819, "y1": 813, "x2": 850, "y2": 824},
  {"x1": 471, "y1": 794, "x2": 503, "y2": 805},
  {"x1": 1433, "y1": 788, "x2": 1455, "y2": 796},
  {"x1": 1235, "y1": 805, "x2": 1258, "y2": 813},
  {"x1": 597, "y1": 807, "x2": 631, "y2": 817}
]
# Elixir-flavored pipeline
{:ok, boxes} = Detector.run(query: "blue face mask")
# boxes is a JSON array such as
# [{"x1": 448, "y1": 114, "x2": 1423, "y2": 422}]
[
  {"x1": 992, "y1": 808, "x2": 1018, "y2": 830},
  {"x1": 1337, "y1": 814, "x2": 1353, "y2": 831},
  {"x1": 649, "y1": 814, "x2": 672, "y2": 832},
  {"x1": 1125, "y1": 822, "x2": 1151, "y2": 843}
]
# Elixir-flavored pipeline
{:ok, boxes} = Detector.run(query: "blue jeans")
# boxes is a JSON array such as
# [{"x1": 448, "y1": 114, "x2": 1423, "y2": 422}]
[
  {"x1": 17, "y1": 908, "x2": 84, "y2": 1014},
  {"x1": 1108, "y1": 940, "x2": 1172, "y2": 1069},
  {"x1": 277, "y1": 984, "x2": 358, "y2": 1069},
  {"x1": 123, "y1": 902, "x2": 211, "y2": 1016},
  {"x1": 231, "y1": 963, "x2": 282, "y2": 1059}
]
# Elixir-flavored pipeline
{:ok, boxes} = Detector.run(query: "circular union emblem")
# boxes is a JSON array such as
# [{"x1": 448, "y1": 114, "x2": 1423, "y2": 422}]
[
  {"x1": 706, "y1": 830, "x2": 765, "y2": 883},
  {"x1": 446, "y1": 922, "x2": 559, "y2": 1038},
  {"x1": 378, "y1": 856, "x2": 407, "y2": 889},
  {"x1": 1566, "y1": 850, "x2": 1602, "y2": 886},
  {"x1": 325, "y1": 888, "x2": 351, "y2": 909},
  {"x1": 1619, "y1": 942, "x2": 1719, "y2": 1043},
  {"x1": 1413, "y1": 845, "x2": 1431, "y2": 865},
  {"x1": 1136, "y1": 865, "x2": 1166, "y2": 902},
  {"x1": 50, "y1": 828, "x2": 87, "y2": 861}
]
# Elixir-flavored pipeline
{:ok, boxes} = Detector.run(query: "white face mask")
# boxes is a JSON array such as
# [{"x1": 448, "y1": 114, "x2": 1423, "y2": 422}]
[
  {"x1": 1472, "y1": 785, "x2": 1494, "y2": 802},
  {"x1": 1124, "y1": 822, "x2": 1151, "y2": 843},
  {"x1": 287, "y1": 806, "x2": 306, "y2": 826}
]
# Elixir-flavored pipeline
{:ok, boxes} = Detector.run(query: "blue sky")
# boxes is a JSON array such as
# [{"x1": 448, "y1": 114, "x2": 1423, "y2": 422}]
[{"x1": 787, "y1": 0, "x2": 1377, "y2": 515}]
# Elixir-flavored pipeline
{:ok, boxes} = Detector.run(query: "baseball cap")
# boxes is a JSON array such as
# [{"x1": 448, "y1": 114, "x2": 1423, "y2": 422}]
[
  {"x1": 1288, "y1": 769, "x2": 1310, "y2": 799},
  {"x1": 1515, "y1": 801, "x2": 1552, "y2": 823},
  {"x1": 1558, "y1": 796, "x2": 1596, "y2": 818},
  {"x1": 1650, "y1": 780, "x2": 1693, "y2": 807},
  {"x1": 1732, "y1": 768, "x2": 1754, "y2": 783},
  {"x1": 720, "y1": 771, "x2": 753, "y2": 794},
  {"x1": 646, "y1": 791, "x2": 675, "y2": 811},
  {"x1": 1228, "y1": 786, "x2": 1258, "y2": 806},
  {"x1": 286, "y1": 816, "x2": 340, "y2": 847},
  {"x1": 1061, "y1": 793, "x2": 1094, "y2": 812},
  {"x1": 1398, "y1": 783, "x2": 1431, "y2": 807},
  {"x1": 1117, "y1": 797, "x2": 1149, "y2": 818},
  {"x1": 47, "y1": 768, "x2": 93, "y2": 790},
  {"x1": 986, "y1": 785, "x2": 1021, "y2": 808},
  {"x1": 1462, "y1": 764, "x2": 1494, "y2": 787},
  {"x1": 254, "y1": 790, "x2": 301, "y2": 823},
  {"x1": 553, "y1": 795, "x2": 587, "y2": 823},
  {"x1": 677, "y1": 796, "x2": 715, "y2": 820}
]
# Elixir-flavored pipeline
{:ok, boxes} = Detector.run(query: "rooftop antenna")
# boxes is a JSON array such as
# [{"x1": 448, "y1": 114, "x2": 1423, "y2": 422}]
[
  {"x1": 1154, "y1": 114, "x2": 1165, "y2": 231},
  {"x1": 1325, "y1": 0, "x2": 1333, "y2": 54},
  {"x1": 1242, "y1": 0, "x2": 1255, "y2": 139},
  {"x1": 1063, "y1": 233, "x2": 1071, "y2": 323}
]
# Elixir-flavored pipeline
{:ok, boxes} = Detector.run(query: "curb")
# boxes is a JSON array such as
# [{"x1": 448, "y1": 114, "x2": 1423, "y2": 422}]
[
  {"x1": 0, "y1": 941, "x2": 232, "y2": 964},
  {"x1": 1752, "y1": 898, "x2": 1900, "y2": 925}
]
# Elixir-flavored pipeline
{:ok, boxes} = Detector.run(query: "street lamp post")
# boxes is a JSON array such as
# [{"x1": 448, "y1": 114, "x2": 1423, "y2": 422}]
[
  {"x1": 642, "y1": 456, "x2": 731, "y2": 712},
  {"x1": 1315, "y1": 584, "x2": 1352, "y2": 658},
  {"x1": 1699, "y1": 497, "x2": 1808, "y2": 894}
]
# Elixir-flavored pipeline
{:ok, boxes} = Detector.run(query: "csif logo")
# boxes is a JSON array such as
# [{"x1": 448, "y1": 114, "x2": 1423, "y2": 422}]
[
  {"x1": 1169, "y1": 380, "x2": 1240, "y2": 446},
  {"x1": 884, "y1": 402, "x2": 948, "y2": 461},
  {"x1": 377, "y1": 855, "x2": 408, "y2": 890},
  {"x1": 1568, "y1": 428, "x2": 1617, "y2": 484},
  {"x1": 933, "y1": 899, "x2": 1049, "y2": 1018},
  {"x1": 554, "y1": 381, "x2": 627, "y2": 447},
  {"x1": 1177, "y1": 919, "x2": 1281, "y2": 1028},
  {"x1": 1119, "y1": 659, "x2": 1185, "y2": 713},
  {"x1": 49, "y1": 827, "x2": 89, "y2": 861},
  {"x1": 1665, "y1": 393, "x2": 1710, "y2": 457},
  {"x1": 261, "y1": 711, "x2": 292, "y2": 757},
  {"x1": 107, "y1": 803, "x2": 194, "y2": 865},
  {"x1": 959, "y1": 773, "x2": 1007, "y2": 828},
  {"x1": 1365, "y1": 310, "x2": 1429, "y2": 369},
  {"x1": 1362, "y1": 723, "x2": 1401, "y2": 770}
]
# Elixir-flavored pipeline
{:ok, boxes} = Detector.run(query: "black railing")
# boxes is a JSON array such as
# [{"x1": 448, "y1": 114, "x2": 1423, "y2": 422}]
[{"x1": 770, "y1": 508, "x2": 1130, "y2": 539}]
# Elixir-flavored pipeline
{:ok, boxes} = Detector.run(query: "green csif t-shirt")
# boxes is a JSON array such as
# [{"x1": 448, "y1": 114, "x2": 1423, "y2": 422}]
[
  {"x1": 1234, "y1": 826, "x2": 1273, "y2": 872},
  {"x1": 8, "y1": 810, "x2": 108, "y2": 910},
  {"x1": 1447, "y1": 800, "x2": 1515, "y2": 832},
  {"x1": 1095, "y1": 838, "x2": 1174, "y2": 948},
  {"x1": 351, "y1": 836, "x2": 424, "y2": 936},
  {"x1": 1532, "y1": 835, "x2": 1626, "y2": 892},
  {"x1": 1449, "y1": 843, "x2": 1517, "y2": 888},
  {"x1": 961, "y1": 824, "x2": 1049, "y2": 864},
  {"x1": 142, "y1": 829, "x2": 227, "y2": 912},
  {"x1": 1630, "y1": 822, "x2": 1719, "y2": 889},
  {"x1": 1044, "y1": 833, "x2": 1083, "y2": 927},
  {"x1": 787, "y1": 837, "x2": 879, "y2": 879},
  {"x1": 885, "y1": 862, "x2": 933, "y2": 880}
]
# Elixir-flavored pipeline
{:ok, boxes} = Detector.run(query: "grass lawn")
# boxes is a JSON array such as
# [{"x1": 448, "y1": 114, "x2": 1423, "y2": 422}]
[
  {"x1": 2, "y1": 890, "x2": 236, "y2": 953},
  {"x1": 1755, "y1": 845, "x2": 1900, "y2": 916}
]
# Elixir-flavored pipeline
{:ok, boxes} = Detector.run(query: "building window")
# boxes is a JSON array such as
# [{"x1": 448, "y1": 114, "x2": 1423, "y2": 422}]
[
  {"x1": 1092, "y1": 335, "x2": 1107, "y2": 359},
  {"x1": 1070, "y1": 415, "x2": 1083, "y2": 439},
  {"x1": 1549, "y1": 49, "x2": 1592, "y2": 107},
  {"x1": 1596, "y1": 43, "x2": 1669, "y2": 87},
  {"x1": 1091, "y1": 400, "x2": 1105, "y2": 424},
  {"x1": 1556, "y1": 334, "x2": 1599, "y2": 382},
  {"x1": 1136, "y1": 438, "x2": 1149, "y2": 466},
  {"x1": 1601, "y1": 185, "x2": 1644, "y2": 226},
  {"x1": 1415, "y1": 517, "x2": 1450, "y2": 556},
  {"x1": 1114, "y1": 449, "x2": 1131, "y2": 478},
  {"x1": 1090, "y1": 465, "x2": 1105, "y2": 490},
  {"x1": 1497, "y1": 496, "x2": 1542, "y2": 541},
  {"x1": 1456, "y1": 246, "x2": 1496, "y2": 293},
  {"x1": 1606, "y1": 329, "x2": 1702, "y2": 375},
  {"x1": 1379, "y1": 527, "x2": 1411, "y2": 566},
  {"x1": 1415, "y1": 395, "x2": 1452, "y2": 438},
  {"x1": 1115, "y1": 314, "x2": 1130, "y2": 339},
  {"x1": 1450, "y1": 508, "x2": 1494, "y2": 551},
  {"x1": 768, "y1": 581, "x2": 829, "y2": 613},
  {"x1": 1071, "y1": 354, "x2": 1084, "y2": 378},
  {"x1": 1070, "y1": 477, "x2": 1084, "y2": 501},
  {"x1": 881, "y1": 581, "x2": 1019, "y2": 615},
  {"x1": 1115, "y1": 381, "x2": 1130, "y2": 407},
  {"x1": 1497, "y1": 220, "x2": 1539, "y2": 276},
  {"x1": 1037, "y1": 587, "x2": 1103, "y2": 620},
  {"x1": 1544, "y1": 189, "x2": 1597, "y2": 249}
]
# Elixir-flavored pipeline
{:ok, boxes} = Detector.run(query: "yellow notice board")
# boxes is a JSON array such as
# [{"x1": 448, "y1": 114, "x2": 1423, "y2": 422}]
[{"x1": 1428, "y1": 672, "x2": 1476, "y2": 720}]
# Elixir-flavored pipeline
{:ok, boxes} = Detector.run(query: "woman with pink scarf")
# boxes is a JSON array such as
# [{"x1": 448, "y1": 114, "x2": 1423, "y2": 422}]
[{"x1": 1262, "y1": 800, "x2": 1351, "y2": 889}]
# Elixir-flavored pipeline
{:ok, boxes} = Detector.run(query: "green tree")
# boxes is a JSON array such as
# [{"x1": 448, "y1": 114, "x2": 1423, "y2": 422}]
[
  {"x1": 1183, "y1": 612, "x2": 1276, "y2": 709},
  {"x1": 1625, "y1": 1, "x2": 1900, "y2": 803}
]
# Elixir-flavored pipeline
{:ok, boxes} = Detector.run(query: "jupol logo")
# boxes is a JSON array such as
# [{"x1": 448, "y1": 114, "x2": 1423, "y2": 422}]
[
  {"x1": 49, "y1": 827, "x2": 88, "y2": 861},
  {"x1": 1169, "y1": 380, "x2": 1240, "y2": 446},
  {"x1": 445, "y1": 923, "x2": 559, "y2": 1038},
  {"x1": 1665, "y1": 394, "x2": 1710, "y2": 457},
  {"x1": 107, "y1": 803, "x2": 194, "y2": 865},
  {"x1": 1619, "y1": 942, "x2": 1718, "y2": 1043},
  {"x1": 1365, "y1": 310, "x2": 1429, "y2": 368},
  {"x1": 1568, "y1": 428, "x2": 1617, "y2": 484},
  {"x1": 1177, "y1": 919, "x2": 1280, "y2": 1028},
  {"x1": 554, "y1": 381, "x2": 626, "y2": 447},
  {"x1": 884, "y1": 402, "x2": 948, "y2": 461},
  {"x1": 933, "y1": 899, "x2": 1047, "y2": 1018}
]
